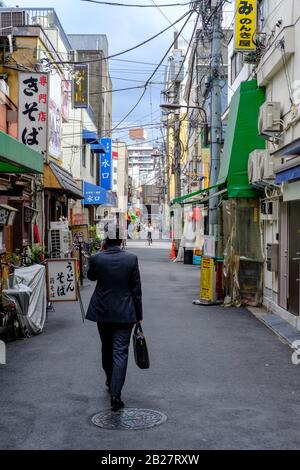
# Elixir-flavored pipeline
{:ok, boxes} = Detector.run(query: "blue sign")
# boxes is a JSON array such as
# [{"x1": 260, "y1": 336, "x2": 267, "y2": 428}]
[
  {"x1": 100, "y1": 138, "x2": 112, "y2": 190},
  {"x1": 83, "y1": 181, "x2": 116, "y2": 207}
]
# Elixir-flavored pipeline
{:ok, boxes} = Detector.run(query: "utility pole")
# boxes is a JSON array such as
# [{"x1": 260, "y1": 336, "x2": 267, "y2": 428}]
[
  {"x1": 208, "y1": 0, "x2": 223, "y2": 243},
  {"x1": 173, "y1": 32, "x2": 182, "y2": 200}
]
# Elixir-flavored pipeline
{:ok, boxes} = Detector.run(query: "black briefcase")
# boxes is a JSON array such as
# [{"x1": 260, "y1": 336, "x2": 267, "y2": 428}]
[{"x1": 133, "y1": 324, "x2": 150, "y2": 369}]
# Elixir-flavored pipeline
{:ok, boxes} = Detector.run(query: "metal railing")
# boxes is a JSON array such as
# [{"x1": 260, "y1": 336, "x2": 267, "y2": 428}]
[{"x1": 0, "y1": 7, "x2": 72, "y2": 51}]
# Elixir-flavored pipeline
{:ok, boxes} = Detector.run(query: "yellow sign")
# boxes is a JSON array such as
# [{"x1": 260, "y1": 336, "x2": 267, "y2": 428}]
[
  {"x1": 73, "y1": 64, "x2": 89, "y2": 109},
  {"x1": 235, "y1": 0, "x2": 257, "y2": 51},
  {"x1": 200, "y1": 257, "x2": 215, "y2": 302}
]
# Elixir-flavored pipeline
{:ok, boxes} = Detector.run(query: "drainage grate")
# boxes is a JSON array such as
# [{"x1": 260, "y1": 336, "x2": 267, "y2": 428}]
[{"x1": 91, "y1": 408, "x2": 167, "y2": 431}]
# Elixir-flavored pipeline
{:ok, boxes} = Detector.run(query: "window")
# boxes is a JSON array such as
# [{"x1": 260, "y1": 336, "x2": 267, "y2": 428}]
[
  {"x1": 231, "y1": 52, "x2": 243, "y2": 85},
  {"x1": 90, "y1": 150, "x2": 95, "y2": 177}
]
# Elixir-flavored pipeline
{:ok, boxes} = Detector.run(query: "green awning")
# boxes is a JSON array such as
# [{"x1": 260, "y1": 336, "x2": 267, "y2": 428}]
[
  {"x1": 171, "y1": 184, "x2": 220, "y2": 205},
  {"x1": 0, "y1": 131, "x2": 44, "y2": 174},
  {"x1": 217, "y1": 80, "x2": 266, "y2": 198}
]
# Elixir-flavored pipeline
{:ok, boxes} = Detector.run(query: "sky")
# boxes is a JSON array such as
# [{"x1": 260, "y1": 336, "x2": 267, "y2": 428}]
[{"x1": 5, "y1": 0, "x2": 193, "y2": 143}]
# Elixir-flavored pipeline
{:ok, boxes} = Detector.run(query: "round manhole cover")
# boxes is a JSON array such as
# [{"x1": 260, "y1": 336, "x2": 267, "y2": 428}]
[{"x1": 91, "y1": 408, "x2": 167, "y2": 430}]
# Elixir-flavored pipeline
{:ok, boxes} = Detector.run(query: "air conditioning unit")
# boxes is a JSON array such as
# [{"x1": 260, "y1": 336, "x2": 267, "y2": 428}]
[
  {"x1": 261, "y1": 199, "x2": 279, "y2": 221},
  {"x1": 261, "y1": 150, "x2": 275, "y2": 180},
  {"x1": 258, "y1": 102, "x2": 281, "y2": 135},
  {"x1": 49, "y1": 228, "x2": 72, "y2": 258},
  {"x1": 248, "y1": 150, "x2": 264, "y2": 185},
  {"x1": 248, "y1": 150, "x2": 275, "y2": 185}
]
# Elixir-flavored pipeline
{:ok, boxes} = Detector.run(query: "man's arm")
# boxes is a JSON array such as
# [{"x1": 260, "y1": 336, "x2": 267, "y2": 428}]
[
  {"x1": 131, "y1": 257, "x2": 143, "y2": 322},
  {"x1": 87, "y1": 255, "x2": 97, "y2": 282}
]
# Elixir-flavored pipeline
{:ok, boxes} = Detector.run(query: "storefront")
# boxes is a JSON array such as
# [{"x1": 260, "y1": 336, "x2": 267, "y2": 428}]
[
  {"x1": 43, "y1": 160, "x2": 84, "y2": 246},
  {"x1": 274, "y1": 152, "x2": 300, "y2": 319},
  {"x1": 0, "y1": 131, "x2": 44, "y2": 252}
]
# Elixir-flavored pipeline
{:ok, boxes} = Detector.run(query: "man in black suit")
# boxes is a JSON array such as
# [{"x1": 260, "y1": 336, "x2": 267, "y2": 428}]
[{"x1": 86, "y1": 226, "x2": 143, "y2": 411}]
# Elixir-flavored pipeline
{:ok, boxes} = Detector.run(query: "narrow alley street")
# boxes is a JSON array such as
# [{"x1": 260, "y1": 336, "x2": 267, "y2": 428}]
[{"x1": 1, "y1": 244, "x2": 300, "y2": 450}]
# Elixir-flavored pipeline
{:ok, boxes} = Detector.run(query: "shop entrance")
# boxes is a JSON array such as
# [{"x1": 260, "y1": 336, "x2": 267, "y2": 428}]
[{"x1": 288, "y1": 200, "x2": 300, "y2": 315}]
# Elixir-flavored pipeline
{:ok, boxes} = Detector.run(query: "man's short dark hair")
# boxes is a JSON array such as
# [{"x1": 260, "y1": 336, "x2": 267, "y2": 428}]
[{"x1": 105, "y1": 236, "x2": 122, "y2": 247}]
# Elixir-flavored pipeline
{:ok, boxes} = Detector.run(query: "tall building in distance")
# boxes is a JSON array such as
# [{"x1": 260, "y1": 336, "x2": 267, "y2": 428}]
[{"x1": 127, "y1": 128, "x2": 155, "y2": 192}]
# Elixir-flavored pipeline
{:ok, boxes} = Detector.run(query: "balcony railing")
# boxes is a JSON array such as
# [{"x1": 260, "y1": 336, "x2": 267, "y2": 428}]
[{"x1": 0, "y1": 8, "x2": 72, "y2": 51}]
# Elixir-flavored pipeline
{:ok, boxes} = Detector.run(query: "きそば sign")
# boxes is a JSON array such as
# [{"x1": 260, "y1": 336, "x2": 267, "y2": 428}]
[
  {"x1": 46, "y1": 259, "x2": 78, "y2": 302},
  {"x1": 19, "y1": 73, "x2": 49, "y2": 157},
  {"x1": 234, "y1": 0, "x2": 257, "y2": 51}
]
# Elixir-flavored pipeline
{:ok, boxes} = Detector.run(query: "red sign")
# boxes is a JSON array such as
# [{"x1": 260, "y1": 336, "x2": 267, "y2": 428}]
[
  {"x1": 73, "y1": 214, "x2": 85, "y2": 226},
  {"x1": 112, "y1": 151, "x2": 118, "y2": 160}
]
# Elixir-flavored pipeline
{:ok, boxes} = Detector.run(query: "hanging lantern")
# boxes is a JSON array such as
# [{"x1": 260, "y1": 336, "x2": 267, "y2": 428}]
[{"x1": 193, "y1": 207, "x2": 201, "y2": 222}]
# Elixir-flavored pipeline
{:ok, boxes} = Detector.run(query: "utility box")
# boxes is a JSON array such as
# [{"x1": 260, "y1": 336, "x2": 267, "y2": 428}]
[{"x1": 266, "y1": 243, "x2": 279, "y2": 272}]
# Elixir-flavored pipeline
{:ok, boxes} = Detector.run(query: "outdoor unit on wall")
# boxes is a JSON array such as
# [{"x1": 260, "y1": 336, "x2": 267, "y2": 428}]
[
  {"x1": 49, "y1": 228, "x2": 72, "y2": 258},
  {"x1": 258, "y1": 102, "x2": 281, "y2": 136},
  {"x1": 260, "y1": 150, "x2": 275, "y2": 181},
  {"x1": 261, "y1": 199, "x2": 279, "y2": 221},
  {"x1": 248, "y1": 150, "x2": 275, "y2": 186}
]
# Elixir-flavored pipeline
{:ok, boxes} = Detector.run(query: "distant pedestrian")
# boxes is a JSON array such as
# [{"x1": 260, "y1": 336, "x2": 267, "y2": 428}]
[
  {"x1": 147, "y1": 222, "x2": 153, "y2": 246},
  {"x1": 86, "y1": 223, "x2": 143, "y2": 411}
]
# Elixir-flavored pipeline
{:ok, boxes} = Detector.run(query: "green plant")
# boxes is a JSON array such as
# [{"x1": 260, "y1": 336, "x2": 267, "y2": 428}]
[{"x1": 31, "y1": 246, "x2": 45, "y2": 263}]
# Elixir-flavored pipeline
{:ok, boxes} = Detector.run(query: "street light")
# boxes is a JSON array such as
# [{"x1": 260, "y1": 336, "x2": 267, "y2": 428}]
[{"x1": 160, "y1": 103, "x2": 207, "y2": 124}]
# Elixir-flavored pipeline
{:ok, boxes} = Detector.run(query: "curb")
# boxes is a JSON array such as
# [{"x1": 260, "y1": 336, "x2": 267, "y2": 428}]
[{"x1": 247, "y1": 306, "x2": 300, "y2": 349}]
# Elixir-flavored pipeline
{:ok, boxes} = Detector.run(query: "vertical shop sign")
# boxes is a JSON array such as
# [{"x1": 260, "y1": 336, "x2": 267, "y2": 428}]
[
  {"x1": 234, "y1": 0, "x2": 257, "y2": 52},
  {"x1": 73, "y1": 64, "x2": 89, "y2": 109},
  {"x1": 48, "y1": 73, "x2": 62, "y2": 159},
  {"x1": 19, "y1": 72, "x2": 49, "y2": 157},
  {"x1": 100, "y1": 138, "x2": 112, "y2": 190}
]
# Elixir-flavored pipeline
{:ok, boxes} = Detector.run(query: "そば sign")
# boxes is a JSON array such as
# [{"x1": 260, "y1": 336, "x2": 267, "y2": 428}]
[
  {"x1": 19, "y1": 72, "x2": 49, "y2": 157},
  {"x1": 46, "y1": 259, "x2": 78, "y2": 302}
]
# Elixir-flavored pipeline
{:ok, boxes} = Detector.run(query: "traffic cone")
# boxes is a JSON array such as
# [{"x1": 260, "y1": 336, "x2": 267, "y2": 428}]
[{"x1": 169, "y1": 240, "x2": 176, "y2": 260}]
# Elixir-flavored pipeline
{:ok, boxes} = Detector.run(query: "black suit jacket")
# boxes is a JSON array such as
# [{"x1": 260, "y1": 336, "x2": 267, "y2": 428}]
[{"x1": 86, "y1": 246, "x2": 143, "y2": 323}]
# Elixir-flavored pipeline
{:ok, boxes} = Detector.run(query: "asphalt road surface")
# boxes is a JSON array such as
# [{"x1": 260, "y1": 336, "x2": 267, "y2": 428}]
[{"x1": 1, "y1": 243, "x2": 300, "y2": 450}]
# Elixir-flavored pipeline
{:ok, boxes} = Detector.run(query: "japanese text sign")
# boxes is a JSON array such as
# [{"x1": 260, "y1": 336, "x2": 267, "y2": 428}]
[
  {"x1": 19, "y1": 72, "x2": 49, "y2": 157},
  {"x1": 46, "y1": 259, "x2": 78, "y2": 302},
  {"x1": 100, "y1": 138, "x2": 112, "y2": 191},
  {"x1": 234, "y1": 0, "x2": 257, "y2": 51},
  {"x1": 200, "y1": 257, "x2": 215, "y2": 303},
  {"x1": 73, "y1": 64, "x2": 89, "y2": 109}
]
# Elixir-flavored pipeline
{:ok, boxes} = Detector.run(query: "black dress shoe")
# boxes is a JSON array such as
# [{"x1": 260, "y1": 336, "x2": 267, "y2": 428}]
[{"x1": 111, "y1": 396, "x2": 124, "y2": 412}]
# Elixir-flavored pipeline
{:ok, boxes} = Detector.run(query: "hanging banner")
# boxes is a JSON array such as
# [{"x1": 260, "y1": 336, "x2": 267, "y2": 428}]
[
  {"x1": 19, "y1": 72, "x2": 49, "y2": 158},
  {"x1": 200, "y1": 257, "x2": 215, "y2": 303},
  {"x1": 100, "y1": 138, "x2": 112, "y2": 190},
  {"x1": 48, "y1": 73, "x2": 62, "y2": 160},
  {"x1": 234, "y1": 0, "x2": 257, "y2": 52},
  {"x1": 73, "y1": 64, "x2": 89, "y2": 109}
]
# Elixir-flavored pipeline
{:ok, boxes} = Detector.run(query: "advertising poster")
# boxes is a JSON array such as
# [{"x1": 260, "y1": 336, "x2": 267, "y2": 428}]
[{"x1": 48, "y1": 73, "x2": 62, "y2": 159}]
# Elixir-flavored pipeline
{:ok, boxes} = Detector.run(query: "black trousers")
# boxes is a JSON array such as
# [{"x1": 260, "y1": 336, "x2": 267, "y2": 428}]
[{"x1": 97, "y1": 322, "x2": 134, "y2": 398}]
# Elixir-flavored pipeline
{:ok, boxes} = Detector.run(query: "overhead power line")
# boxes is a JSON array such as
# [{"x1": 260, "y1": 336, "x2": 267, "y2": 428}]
[
  {"x1": 111, "y1": 8, "x2": 194, "y2": 132},
  {"x1": 81, "y1": 0, "x2": 190, "y2": 7},
  {"x1": 48, "y1": 10, "x2": 191, "y2": 65}
]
